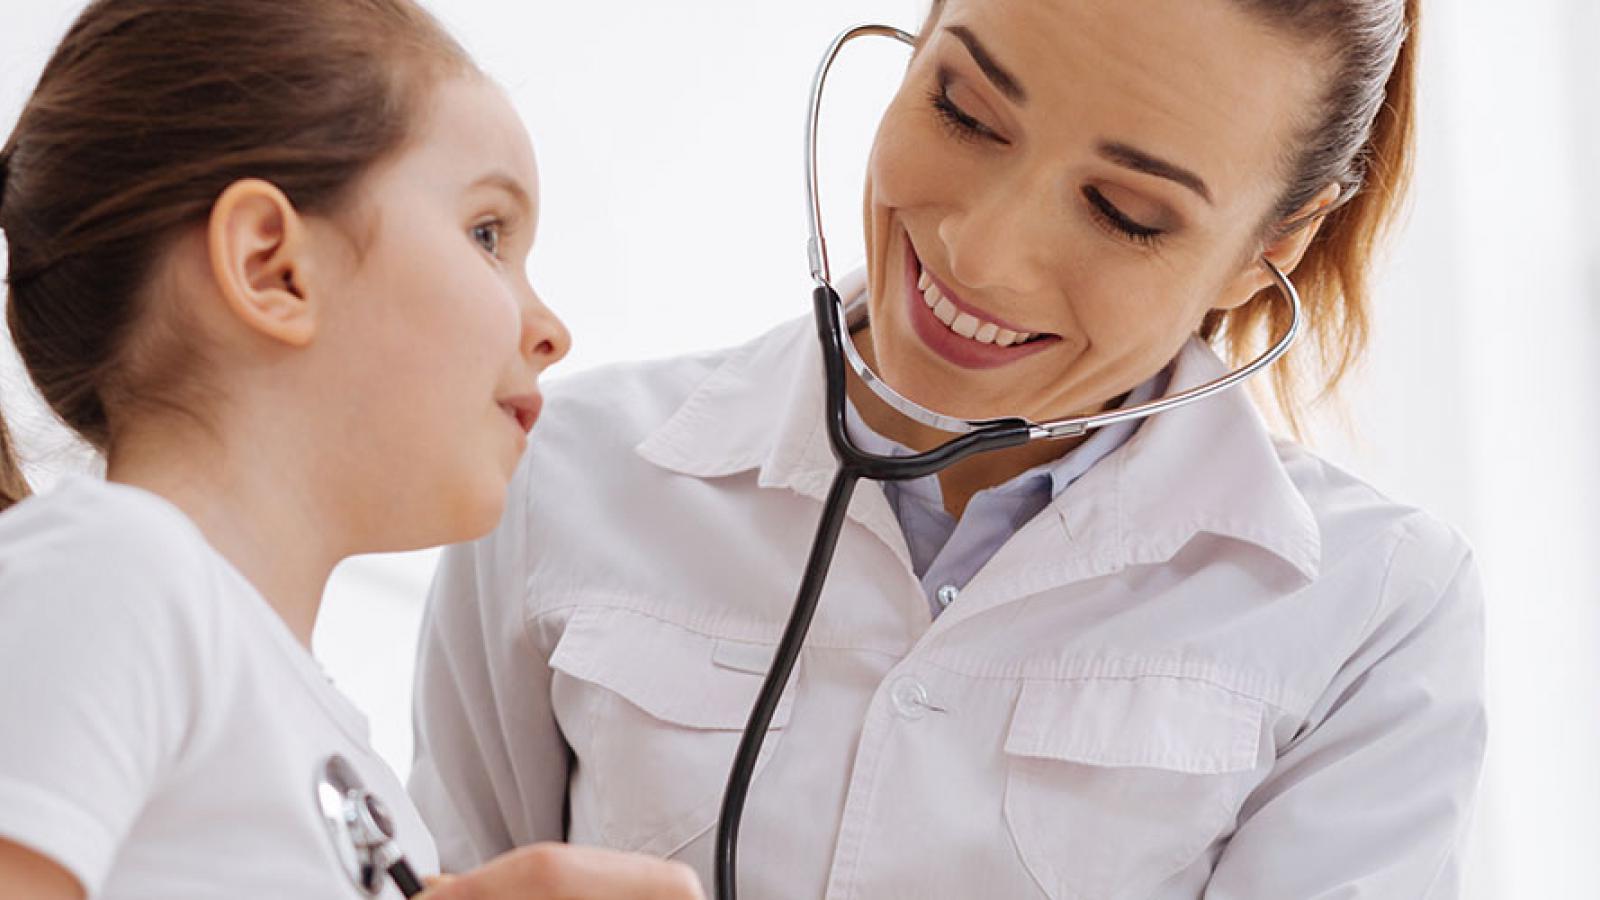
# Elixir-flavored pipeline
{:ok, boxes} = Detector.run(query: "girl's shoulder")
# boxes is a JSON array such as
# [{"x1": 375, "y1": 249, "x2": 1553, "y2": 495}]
[{"x1": 0, "y1": 476, "x2": 225, "y2": 635}]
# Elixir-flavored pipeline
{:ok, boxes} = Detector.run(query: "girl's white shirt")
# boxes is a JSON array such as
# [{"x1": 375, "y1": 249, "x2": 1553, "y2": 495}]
[
  {"x1": 411, "y1": 313, "x2": 1486, "y2": 900},
  {"x1": 0, "y1": 476, "x2": 437, "y2": 899}
]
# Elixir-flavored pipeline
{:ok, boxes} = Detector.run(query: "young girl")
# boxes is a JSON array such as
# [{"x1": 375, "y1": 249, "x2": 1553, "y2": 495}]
[{"x1": 0, "y1": 2, "x2": 701, "y2": 898}]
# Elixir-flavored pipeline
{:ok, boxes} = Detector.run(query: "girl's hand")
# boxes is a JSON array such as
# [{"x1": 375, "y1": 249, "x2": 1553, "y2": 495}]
[{"x1": 419, "y1": 843, "x2": 704, "y2": 900}]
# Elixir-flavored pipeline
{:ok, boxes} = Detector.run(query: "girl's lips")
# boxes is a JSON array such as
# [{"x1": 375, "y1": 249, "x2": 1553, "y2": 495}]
[
  {"x1": 901, "y1": 242, "x2": 1059, "y2": 371},
  {"x1": 497, "y1": 393, "x2": 542, "y2": 435}
]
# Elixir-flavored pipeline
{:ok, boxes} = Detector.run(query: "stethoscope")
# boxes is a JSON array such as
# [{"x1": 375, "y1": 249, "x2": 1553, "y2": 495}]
[
  {"x1": 711, "y1": 24, "x2": 1306, "y2": 900},
  {"x1": 316, "y1": 754, "x2": 427, "y2": 898}
]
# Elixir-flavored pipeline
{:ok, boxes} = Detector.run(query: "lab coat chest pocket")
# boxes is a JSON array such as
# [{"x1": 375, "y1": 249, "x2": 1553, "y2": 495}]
[
  {"x1": 548, "y1": 607, "x2": 794, "y2": 857},
  {"x1": 1002, "y1": 676, "x2": 1263, "y2": 900}
]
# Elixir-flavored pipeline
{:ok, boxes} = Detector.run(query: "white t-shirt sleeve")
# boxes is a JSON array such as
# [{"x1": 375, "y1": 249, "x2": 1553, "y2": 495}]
[{"x1": 0, "y1": 498, "x2": 212, "y2": 894}]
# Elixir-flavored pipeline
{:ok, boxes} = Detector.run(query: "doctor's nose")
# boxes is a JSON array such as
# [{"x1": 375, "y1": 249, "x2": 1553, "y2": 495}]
[
  {"x1": 936, "y1": 182, "x2": 1053, "y2": 297},
  {"x1": 521, "y1": 288, "x2": 572, "y2": 371}
]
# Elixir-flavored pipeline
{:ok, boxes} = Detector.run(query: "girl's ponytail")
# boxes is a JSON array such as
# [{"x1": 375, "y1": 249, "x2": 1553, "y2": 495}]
[
  {"x1": 2, "y1": 152, "x2": 30, "y2": 513},
  {"x1": 0, "y1": 410, "x2": 29, "y2": 514}
]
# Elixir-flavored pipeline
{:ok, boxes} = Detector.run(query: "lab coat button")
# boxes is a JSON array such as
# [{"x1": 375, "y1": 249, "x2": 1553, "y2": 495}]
[
  {"x1": 935, "y1": 585, "x2": 959, "y2": 608},
  {"x1": 890, "y1": 677, "x2": 929, "y2": 720}
]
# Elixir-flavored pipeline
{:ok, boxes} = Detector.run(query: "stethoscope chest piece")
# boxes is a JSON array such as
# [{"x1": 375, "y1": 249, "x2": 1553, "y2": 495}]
[{"x1": 315, "y1": 753, "x2": 414, "y2": 897}]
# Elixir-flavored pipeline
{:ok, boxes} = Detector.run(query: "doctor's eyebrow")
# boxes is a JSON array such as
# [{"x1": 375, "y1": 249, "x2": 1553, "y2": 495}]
[
  {"x1": 941, "y1": 25, "x2": 1213, "y2": 206},
  {"x1": 946, "y1": 26, "x2": 1028, "y2": 105},
  {"x1": 1095, "y1": 141, "x2": 1215, "y2": 205}
]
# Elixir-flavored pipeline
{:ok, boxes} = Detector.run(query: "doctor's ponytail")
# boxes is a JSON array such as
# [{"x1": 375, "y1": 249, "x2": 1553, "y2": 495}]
[
  {"x1": 0, "y1": 0, "x2": 472, "y2": 514},
  {"x1": 1205, "y1": 0, "x2": 1421, "y2": 432}
]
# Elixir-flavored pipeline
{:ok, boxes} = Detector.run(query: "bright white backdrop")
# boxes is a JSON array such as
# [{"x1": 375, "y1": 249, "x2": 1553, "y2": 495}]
[{"x1": 2, "y1": 2, "x2": 1596, "y2": 897}]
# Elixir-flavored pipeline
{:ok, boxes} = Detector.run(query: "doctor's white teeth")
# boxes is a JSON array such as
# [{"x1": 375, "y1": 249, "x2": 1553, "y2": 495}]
[{"x1": 917, "y1": 274, "x2": 1036, "y2": 347}]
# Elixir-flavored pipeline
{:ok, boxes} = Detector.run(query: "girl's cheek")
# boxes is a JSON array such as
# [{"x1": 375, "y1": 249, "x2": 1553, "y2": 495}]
[{"x1": 484, "y1": 282, "x2": 527, "y2": 359}]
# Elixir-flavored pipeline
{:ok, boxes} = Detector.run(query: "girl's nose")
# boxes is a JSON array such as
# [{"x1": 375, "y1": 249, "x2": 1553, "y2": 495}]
[{"x1": 521, "y1": 288, "x2": 571, "y2": 369}]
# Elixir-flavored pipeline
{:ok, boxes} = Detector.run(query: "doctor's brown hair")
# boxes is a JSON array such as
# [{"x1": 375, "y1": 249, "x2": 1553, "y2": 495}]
[
  {"x1": 0, "y1": 0, "x2": 473, "y2": 513},
  {"x1": 1216, "y1": 0, "x2": 1419, "y2": 432},
  {"x1": 924, "y1": 0, "x2": 1419, "y2": 431}
]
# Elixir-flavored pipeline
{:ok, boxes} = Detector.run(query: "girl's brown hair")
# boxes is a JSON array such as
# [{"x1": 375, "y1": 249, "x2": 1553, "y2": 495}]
[{"x1": 0, "y1": 0, "x2": 472, "y2": 513}]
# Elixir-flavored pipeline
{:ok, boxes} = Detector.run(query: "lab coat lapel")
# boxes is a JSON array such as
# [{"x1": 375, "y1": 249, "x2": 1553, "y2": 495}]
[
  {"x1": 1106, "y1": 338, "x2": 1322, "y2": 581},
  {"x1": 634, "y1": 314, "x2": 914, "y2": 571},
  {"x1": 637, "y1": 313, "x2": 1322, "y2": 618},
  {"x1": 930, "y1": 338, "x2": 1322, "y2": 635}
]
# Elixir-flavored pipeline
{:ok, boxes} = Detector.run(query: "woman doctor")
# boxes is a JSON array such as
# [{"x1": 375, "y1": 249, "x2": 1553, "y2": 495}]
[{"x1": 409, "y1": 0, "x2": 1486, "y2": 897}]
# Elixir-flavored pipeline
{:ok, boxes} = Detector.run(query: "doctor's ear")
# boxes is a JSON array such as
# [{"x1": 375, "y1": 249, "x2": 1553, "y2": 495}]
[
  {"x1": 206, "y1": 178, "x2": 318, "y2": 347},
  {"x1": 1217, "y1": 182, "x2": 1345, "y2": 310}
]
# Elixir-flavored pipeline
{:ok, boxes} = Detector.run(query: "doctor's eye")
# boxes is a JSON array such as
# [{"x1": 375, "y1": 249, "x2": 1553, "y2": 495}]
[
  {"x1": 471, "y1": 220, "x2": 504, "y2": 259},
  {"x1": 1082, "y1": 186, "x2": 1166, "y2": 247},
  {"x1": 928, "y1": 70, "x2": 1008, "y2": 146}
]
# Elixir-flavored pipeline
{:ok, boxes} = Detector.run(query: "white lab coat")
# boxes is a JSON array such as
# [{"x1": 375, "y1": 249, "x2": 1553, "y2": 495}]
[{"x1": 409, "y1": 315, "x2": 1486, "y2": 899}]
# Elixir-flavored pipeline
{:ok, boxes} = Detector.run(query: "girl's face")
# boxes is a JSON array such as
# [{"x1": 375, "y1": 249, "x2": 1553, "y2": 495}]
[
  {"x1": 310, "y1": 76, "x2": 569, "y2": 547},
  {"x1": 862, "y1": 0, "x2": 1331, "y2": 429}
]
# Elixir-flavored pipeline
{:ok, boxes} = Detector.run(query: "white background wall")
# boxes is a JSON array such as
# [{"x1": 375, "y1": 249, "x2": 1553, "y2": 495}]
[{"x1": 3, "y1": 2, "x2": 1596, "y2": 897}]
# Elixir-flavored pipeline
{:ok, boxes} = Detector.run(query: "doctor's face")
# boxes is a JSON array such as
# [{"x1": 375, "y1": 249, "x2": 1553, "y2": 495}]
[{"x1": 862, "y1": 0, "x2": 1330, "y2": 426}]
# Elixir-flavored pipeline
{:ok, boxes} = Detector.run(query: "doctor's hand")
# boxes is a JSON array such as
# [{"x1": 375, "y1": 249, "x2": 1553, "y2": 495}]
[{"x1": 419, "y1": 843, "x2": 705, "y2": 900}]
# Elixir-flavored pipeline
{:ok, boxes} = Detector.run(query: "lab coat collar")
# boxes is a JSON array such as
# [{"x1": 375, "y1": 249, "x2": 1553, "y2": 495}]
[
  {"x1": 635, "y1": 315, "x2": 913, "y2": 566},
  {"x1": 635, "y1": 312, "x2": 1321, "y2": 584},
  {"x1": 1054, "y1": 339, "x2": 1322, "y2": 583}
]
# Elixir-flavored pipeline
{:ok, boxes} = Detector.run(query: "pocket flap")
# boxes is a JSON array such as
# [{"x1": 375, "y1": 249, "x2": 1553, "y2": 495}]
[
  {"x1": 549, "y1": 608, "x2": 794, "y2": 731},
  {"x1": 1004, "y1": 677, "x2": 1261, "y2": 775}
]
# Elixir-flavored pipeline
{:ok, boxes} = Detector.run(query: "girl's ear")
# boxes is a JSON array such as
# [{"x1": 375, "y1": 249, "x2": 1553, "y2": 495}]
[{"x1": 206, "y1": 178, "x2": 319, "y2": 347}]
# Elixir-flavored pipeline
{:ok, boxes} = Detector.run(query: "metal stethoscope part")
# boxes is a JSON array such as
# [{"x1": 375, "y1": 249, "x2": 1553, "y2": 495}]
[
  {"x1": 316, "y1": 754, "x2": 426, "y2": 898},
  {"x1": 712, "y1": 23, "x2": 1307, "y2": 900}
]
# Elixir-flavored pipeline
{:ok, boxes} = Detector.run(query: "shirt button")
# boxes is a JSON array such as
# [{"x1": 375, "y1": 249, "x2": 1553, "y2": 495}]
[
  {"x1": 889, "y1": 676, "x2": 930, "y2": 720},
  {"x1": 935, "y1": 585, "x2": 960, "y2": 608}
]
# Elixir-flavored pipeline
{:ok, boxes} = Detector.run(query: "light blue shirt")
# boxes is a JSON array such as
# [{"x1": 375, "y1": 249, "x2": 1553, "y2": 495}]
[{"x1": 845, "y1": 368, "x2": 1170, "y2": 618}]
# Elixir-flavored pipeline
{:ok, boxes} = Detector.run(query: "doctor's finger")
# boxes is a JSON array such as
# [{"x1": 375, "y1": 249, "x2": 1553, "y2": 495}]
[{"x1": 421, "y1": 844, "x2": 705, "y2": 900}]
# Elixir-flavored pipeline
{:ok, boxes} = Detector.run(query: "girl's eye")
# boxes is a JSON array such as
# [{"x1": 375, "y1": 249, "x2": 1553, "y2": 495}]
[
  {"x1": 1082, "y1": 187, "x2": 1166, "y2": 247},
  {"x1": 471, "y1": 220, "x2": 503, "y2": 259},
  {"x1": 927, "y1": 71, "x2": 1007, "y2": 145}
]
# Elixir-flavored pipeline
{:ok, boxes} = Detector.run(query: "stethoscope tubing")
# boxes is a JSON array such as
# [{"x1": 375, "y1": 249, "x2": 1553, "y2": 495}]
[
  {"x1": 390, "y1": 861, "x2": 425, "y2": 897},
  {"x1": 711, "y1": 287, "x2": 1033, "y2": 900}
]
